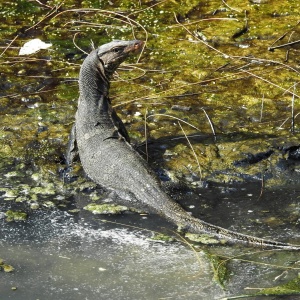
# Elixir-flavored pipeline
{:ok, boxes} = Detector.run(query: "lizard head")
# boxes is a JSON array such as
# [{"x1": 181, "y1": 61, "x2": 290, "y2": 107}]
[{"x1": 97, "y1": 40, "x2": 143, "y2": 77}]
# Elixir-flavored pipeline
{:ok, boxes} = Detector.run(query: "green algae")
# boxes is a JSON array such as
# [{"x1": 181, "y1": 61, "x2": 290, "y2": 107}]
[
  {"x1": 89, "y1": 191, "x2": 101, "y2": 201},
  {"x1": 3, "y1": 264, "x2": 15, "y2": 273},
  {"x1": 151, "y1": 233, "x2": 176, "y2": 243},
  {"x1": 84, "y1": 203, "x2": 129, "y2": 215},
  {"x1": 185, "y1": 233, "x2": 222, "y2": 245},
  {"x1": 42, "y1": 200, "x2": 55, "y2": 208},
  {"x1": 31, "y1": 184, "x2": 56, "y2": 195},
  {"x1": 0, "y1": 259, "x2": 14, "y2": 273},
  {"x1": 1, "y1": 188, "x2": 19, "y2": 199},
  {"x1": 232, "y1": 274, "x2": 300, "y2": 298},
  {"x1": 5, "y1": 210, "x2": 27, "y2": 222},
  {"x1": 30, "y1": 202, "x2": 40, "y2": 210},
  {"x1": 205, "y1": 252, "x2": 229, "y2": 288},
  {"x1": 255, "y1": 274, "x2": 300, "y2": 296}
]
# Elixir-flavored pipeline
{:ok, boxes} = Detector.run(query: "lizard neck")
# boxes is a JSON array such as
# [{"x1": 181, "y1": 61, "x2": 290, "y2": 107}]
[{"x1": 78, "y1": 49, "x2": 111, "y2": 117}]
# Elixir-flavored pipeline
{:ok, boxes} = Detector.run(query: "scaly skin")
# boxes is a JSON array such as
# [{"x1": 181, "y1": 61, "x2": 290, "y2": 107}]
[{"x1": 69, "y1": 40, "x2": 300, "y2": 250}]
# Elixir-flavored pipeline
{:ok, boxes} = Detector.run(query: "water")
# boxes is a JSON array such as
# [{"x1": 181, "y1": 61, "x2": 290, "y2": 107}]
[
  {"x1": 1, "y1": 1, "x2": 300, "y2": 298},
  {"x1": 1, "y1": 184, "x2": 300, "y2": 299},
  {"x1": 0, "y1": 209, "x2": 221, "y2": 300}
]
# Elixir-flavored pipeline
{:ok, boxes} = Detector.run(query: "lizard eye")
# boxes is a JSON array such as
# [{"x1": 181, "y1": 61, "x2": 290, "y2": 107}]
[{"x1": 113, "y1": 47, "x2": 123, "y2": 53}]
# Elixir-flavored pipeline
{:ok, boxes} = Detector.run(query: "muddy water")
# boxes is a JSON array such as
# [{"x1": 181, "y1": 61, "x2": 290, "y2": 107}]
[
  {"x1": 1, "y1": 183, "x2": 300, "y2": 299},
  {"x1": 0, "y1": 210, "x2": 218, "y2": 300},
  {"x1": 1, "y1": 0, "x2": 300, "y2": 298}
]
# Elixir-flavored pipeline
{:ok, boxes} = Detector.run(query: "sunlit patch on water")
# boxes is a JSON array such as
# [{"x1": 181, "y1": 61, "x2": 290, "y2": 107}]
[{"x1": 1, "y1": 209, "x2": 152, "y2": 248}]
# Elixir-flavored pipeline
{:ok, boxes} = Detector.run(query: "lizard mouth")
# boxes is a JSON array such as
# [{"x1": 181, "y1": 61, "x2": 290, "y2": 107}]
[{"x1": 125, "y1": 40, "x2": 144, "y2": 54}]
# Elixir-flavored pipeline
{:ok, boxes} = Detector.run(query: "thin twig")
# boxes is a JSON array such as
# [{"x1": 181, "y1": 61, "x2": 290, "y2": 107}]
[
  {"x1": 25, "y1": 1, "x2": 65, "y2": 32},
  {"x1": 114, "y1": 71, "x2": 258, "y2": 107},
  {"x1": 200, "y1": 107, "x2": 216, "y2": 141},
  {"x1": 147, "y1": 113, "x2": 202, "y2": 132},
  {"x1": 217, "y1": 249, "x2": 300, "y2": 274},
  {"x1": 173, "y1": 12, "x2": 229, "y2": 58},
  {"x1": 171, "y1": 230, "x2": 205, "y2": 277},
  {"x1": 0, "y1": 35, "x2": 19, "y2": 58},
  {"x1": 282, "y1": 81, "x2": 299, "y2": 96},
  {"x1": 232, "y1": 10, "x2": 248, "y2": 39},
  {"x1": 268, "y1": 39, "x2": 300, "y2": 51},
  {"x1": 277, "y1": 114, "x2": 300, "y2": 130},
  {"x1": 114, "y1": 64, "x2": 147, "y2": 81},
  {"x1": 72, "y1": 32, "x2": 88, "y2": 55},
  {"x1": 174, "y1": 11, "x2": 300, "y2": 77},
  {"x1": 268, "y1": 20, "x2": 300, "y2": 50},
  {"x1": 144, "y1": 108, "x2": 149, "y2": 162},
  {"x1": 258, "y1": 174, "x2": 264, "y2": 200},
  {"x1": 259, "y1": 94, "x2": 264, "y2": 122},
  {"x1": 291, "y1": 83, "x2": 296, "y2": 133},
  {"x1": 243, "y1": 70, "x2": 300, "y2": 99},
  {"x1": 170, "y1": 17, "x2": 239, "y2": 27},
  {"x1": 53, "y1": 8, "x2": 148, "y2": 62},
  {"x1": 127, "y1": 0, "x2": 168, "y2": 17},
  {"x1": 33, "y1": 0, "x2": 53, "y2": 9},
  {"x1": 178, "y1": 121, "x2": 202, "y2": 180},
  {"x1": 222, "y1": 0, "x2": 241, "y2": 13}
]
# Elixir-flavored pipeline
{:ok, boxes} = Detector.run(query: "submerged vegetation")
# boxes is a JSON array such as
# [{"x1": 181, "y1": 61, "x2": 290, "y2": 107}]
[
  {"x1": 0, "y1": 258, "x2": 14, "y2": 273},
  {"x1": 0, "y1": 0, "x2": 300, "y2": 297}
]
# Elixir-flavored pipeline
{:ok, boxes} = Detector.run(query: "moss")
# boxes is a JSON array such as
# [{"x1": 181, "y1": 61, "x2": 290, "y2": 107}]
[
  {"x1": 42, "y1": 201, "x2": 55, "y2": 208},
  {"x1": 3, "y1": 264, "x2": 15, "y2": 273},
  {"x1": 90, "y1": 192, "x2": 101, "y2": 201},
  {"x1": 185, "y1": 233, "x2": 222, "y2": 245},
  {"x1": 204, "y1": 251, "x2": 229, "y2": 288},
  {"x1": 2, "y1": 188, "x2": 19, "y2": 199},
  {"x1": 151, "y1": 233, "x2": 175, "y2": 242},
  {"x1": 84, "y1": 203, "x2": 129, "y2": 215},
  {"x1": 68, "y1": 209, "x2": 80, "y2": 214},
  {"x1": 255, "y1": 275, "x2": 300, "y2": 296},
  {"x1": 76, "y1": 181, "x2": 98, "y2": 192},
  {"x1": 30, "y1": 202, "x2": 40, "y2": 210},
  {"x1": 0, "y1": 259, "x2": 14, "y2": 273},
  {"x1": 5, "y1": 210, "x2": 27, "y2": 222},
  {"x1": 31, "y1": 173, "x2": 41, "y2": 181},
  {"x1": 4, "y1": 171, "x2": 19, "y2": 178}
]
